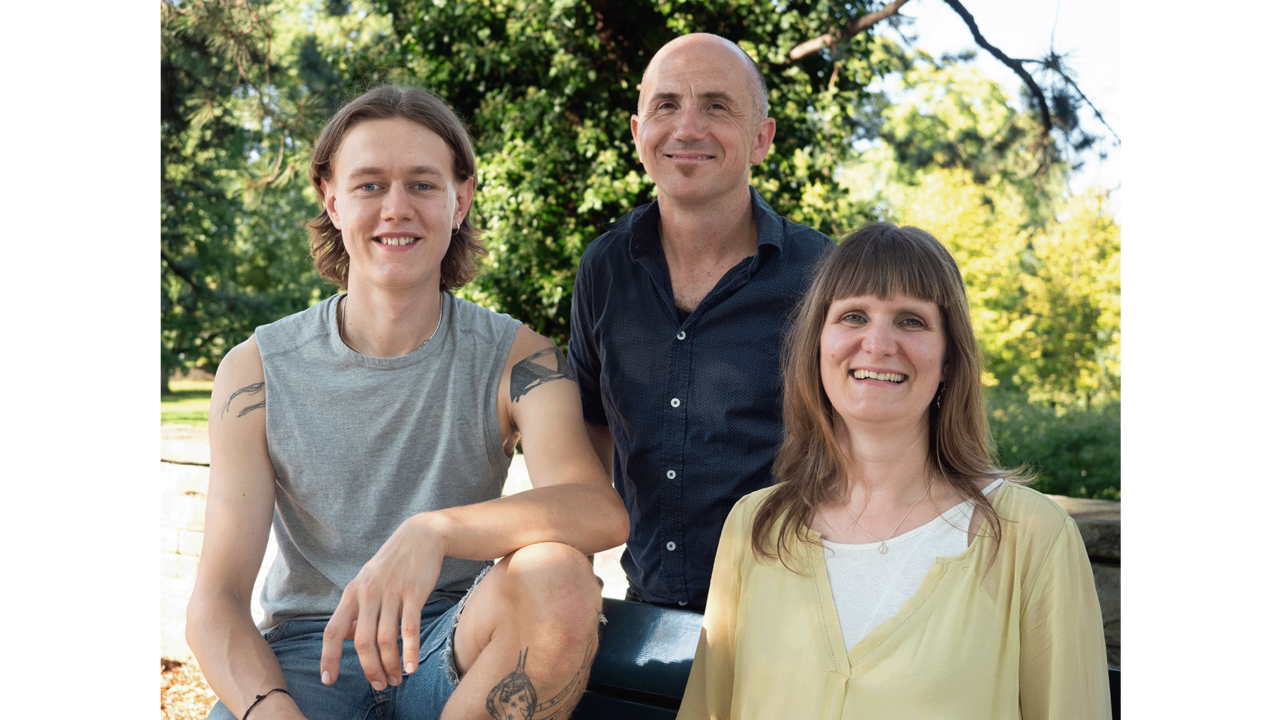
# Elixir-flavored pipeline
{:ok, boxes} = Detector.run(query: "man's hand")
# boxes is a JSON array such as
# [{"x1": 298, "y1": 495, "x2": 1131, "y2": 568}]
[{"x1": 320, "y1": 513, "x2": 449, "y2": 690}]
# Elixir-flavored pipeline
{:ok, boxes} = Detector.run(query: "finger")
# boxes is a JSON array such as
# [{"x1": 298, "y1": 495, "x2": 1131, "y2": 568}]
[
  {"x1": 401, "y1": 598, "x2": 423, "y2": 675},
  {"x1": 321, "y1": 600, "x2": 356, "y2": 686},
  {"x1": 377, "y1": 594, "x2": 403, "y2": 686},
  {"x1": 353, "y1": 592, "x2": 389, "y2": 691}
]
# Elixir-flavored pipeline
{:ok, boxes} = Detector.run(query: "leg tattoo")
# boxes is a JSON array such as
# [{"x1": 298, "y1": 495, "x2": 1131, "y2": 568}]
[
  {"x1": 485, "y1": 635, "x2": 598, "y2": 720},
  {"x1": 486, "y1": 648, "x2": 537, "y2": 720}
]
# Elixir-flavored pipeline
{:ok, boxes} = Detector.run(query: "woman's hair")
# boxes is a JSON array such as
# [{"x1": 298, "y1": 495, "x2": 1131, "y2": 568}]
[
  {"x1": 751, "y1": 222, "x2": 1024, "y2": 567},
  {"x1": 305, "y1": 85, "x2": 484, "y2": 290}
]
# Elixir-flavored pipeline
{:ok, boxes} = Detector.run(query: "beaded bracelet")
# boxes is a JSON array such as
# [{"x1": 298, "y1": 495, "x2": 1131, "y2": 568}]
[{"x1": 242, "y1": 687, "x2": 291, "y2": 720}]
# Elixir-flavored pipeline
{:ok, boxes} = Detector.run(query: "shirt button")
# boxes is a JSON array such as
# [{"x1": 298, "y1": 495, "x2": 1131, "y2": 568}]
[
  {"x1": 670, "y1": 398, "x2": 681, "y2": 407},
  {"x1": 676, "y1": 331, "x2": 687, "y2": 340},
  {"x1": 666, "y1": 470, "x2": 676, "y2": 479},
  {"x1": 666, "y1": 541, "x2": 677, "y2": 551},
  {"x1": 678, "y1": 601, "x2": 688, "y2": 607}
]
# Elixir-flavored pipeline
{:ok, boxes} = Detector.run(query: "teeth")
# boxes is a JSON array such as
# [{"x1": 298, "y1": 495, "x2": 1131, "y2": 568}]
[
  {"x1": 852, "y1": 369, "x2": 905, "y2": 383},
  {"x1": 379, "y1": 237, "x2": 416, "y2": 246}
]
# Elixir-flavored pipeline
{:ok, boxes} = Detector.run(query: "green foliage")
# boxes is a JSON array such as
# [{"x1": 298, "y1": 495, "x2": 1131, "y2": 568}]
[
  {"x1": 161, "y1": 0, "x2": 354, "y2": 386},
  {"x1": 1015, "y1": 189, "x2": 1121, "y2": 408},
  {"x1": 987, "y1": 390, "x2": 1119, "y2": 500},
  {"x1": 875, "y1": 49, "x2": 1069, "y2": 228}
]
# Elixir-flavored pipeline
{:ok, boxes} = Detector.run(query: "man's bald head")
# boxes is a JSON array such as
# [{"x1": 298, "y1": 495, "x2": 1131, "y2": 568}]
[{"x1": 639, "y1": 33, "x2": 769, "y2": 122}]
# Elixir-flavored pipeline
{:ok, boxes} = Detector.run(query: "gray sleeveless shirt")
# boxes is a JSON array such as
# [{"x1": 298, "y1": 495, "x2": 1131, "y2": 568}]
[{"x1": 253, "y1": 292, "x2": 521, "y2": 630}]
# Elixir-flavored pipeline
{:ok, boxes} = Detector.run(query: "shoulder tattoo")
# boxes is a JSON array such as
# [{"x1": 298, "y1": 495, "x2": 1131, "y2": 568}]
[
  {"x1": 219, "y1": 382, "x2": 265, "y2": 419},
  {"x1": 510, "y1": 346, "x2": 575, "y2": 403}
]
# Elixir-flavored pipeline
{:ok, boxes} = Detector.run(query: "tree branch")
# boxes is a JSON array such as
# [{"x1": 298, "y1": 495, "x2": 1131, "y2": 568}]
[
  {"x1": 1028, "y1": 53, "x2": 1121, "y2": 145},
  {"x1": 787, "y1": 0, "x2": 913, "y2": 62},
  {"x1": 940, "y1": 0, "x2": 1052, "y2": 150}
]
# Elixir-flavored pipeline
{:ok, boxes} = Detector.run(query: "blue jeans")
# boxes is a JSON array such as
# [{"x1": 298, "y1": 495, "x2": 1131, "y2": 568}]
[{"x1": 207, "y1": 593, "x2": 469, "y2": 720}]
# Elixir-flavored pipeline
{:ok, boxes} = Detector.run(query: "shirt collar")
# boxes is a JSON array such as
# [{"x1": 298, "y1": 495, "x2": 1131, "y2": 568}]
[
  {"x1": 747, "y1": 186, "x2": 784, "y2": 268},
  {"x1": 621, "y1": 186, "x2": 784, "y2": 265},
  {"x1": 624, "y1": 200, "x2": 664, "y2": 261}
]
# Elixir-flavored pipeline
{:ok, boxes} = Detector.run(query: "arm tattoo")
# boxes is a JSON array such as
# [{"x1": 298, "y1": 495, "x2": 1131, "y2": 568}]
[
  {"x1": 509, "y1": 346, "x2": 575, "y2": 403},
  {"x1": 485, "y1": 633, "x2": 597, "y2": 720},
  {"x1": 219, "y1": 382, "x2": 265, "y2": 419}
]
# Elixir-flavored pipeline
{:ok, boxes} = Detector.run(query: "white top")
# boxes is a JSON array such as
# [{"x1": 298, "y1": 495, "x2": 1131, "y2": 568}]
[{"x1": 823, "y1": 479, "x2": 1004, "y2": 651}]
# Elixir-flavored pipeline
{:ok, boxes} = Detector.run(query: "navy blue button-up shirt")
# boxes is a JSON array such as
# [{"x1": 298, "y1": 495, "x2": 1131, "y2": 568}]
[{"x1": 569, "y1": 188, "x2": 832, "y2": 607}]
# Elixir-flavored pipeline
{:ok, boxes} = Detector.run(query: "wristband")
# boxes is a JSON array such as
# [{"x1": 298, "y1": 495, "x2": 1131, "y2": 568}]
[{"x1": 242, "y1": 687, "x2": 291, "y2": 720}]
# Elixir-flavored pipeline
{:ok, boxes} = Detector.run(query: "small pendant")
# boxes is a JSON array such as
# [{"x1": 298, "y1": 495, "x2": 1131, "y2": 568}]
[{"x1": 878, "y1": 543, "x2": 888, "y2": 554}]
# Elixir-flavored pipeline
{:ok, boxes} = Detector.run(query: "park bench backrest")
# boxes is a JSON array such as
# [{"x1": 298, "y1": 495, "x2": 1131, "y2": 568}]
[{"x1": 577, "y1": 598, "x2": 701, "y2": 719}]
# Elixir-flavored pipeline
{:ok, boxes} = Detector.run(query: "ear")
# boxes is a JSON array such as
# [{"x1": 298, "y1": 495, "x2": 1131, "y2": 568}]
[
  {"x1": 453, "y1": 176, "x2": 476, "y2": 228},
  {"x1": 630, "y1": 115, "x2": 641, "y2": 148},
  {"x1": 749, "y1": 118, "x2": 776, "y2": 166},
  {"x1": 322, "y1": 179, "x2": 342, "y2": 231}
]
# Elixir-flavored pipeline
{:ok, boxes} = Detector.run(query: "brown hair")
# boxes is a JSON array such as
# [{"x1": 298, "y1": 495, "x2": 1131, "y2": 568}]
[
  {"x1": 306, "y1": 85, "x2": 484, "y2": 290},
  {"x1": 751, "y1": 222, "x2": 1026, "y2": 568}
]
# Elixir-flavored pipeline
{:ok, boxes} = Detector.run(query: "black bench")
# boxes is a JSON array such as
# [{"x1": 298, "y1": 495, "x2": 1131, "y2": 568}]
[
  {"x1": 577, "y1": 598, "x2": 702, "y2": 719},
  {"x1": 578, "y1": 598, "x2": 1120, "y2": 719}
]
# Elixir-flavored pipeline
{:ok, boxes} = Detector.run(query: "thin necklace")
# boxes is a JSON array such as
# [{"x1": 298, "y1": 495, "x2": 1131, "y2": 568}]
[
  {"x1": 842, "y1": 481, "x2": 931, "y2": 555},
  {"x1": 338, "y1": 294, "x2": 441, "y2": 353}
]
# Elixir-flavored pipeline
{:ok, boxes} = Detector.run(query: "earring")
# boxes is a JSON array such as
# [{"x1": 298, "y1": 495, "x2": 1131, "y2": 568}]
[{"x1": 935, "y1": 383, "x2": 945, "y2": 409}]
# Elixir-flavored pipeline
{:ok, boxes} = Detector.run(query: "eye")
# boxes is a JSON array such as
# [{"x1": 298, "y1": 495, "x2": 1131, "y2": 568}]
[
  {"x1": 412, "y1": 182, "x2": 435, "y2": 191},
  {"x1": 357, "y1": 182, "x2": 380, "y2": 192},
  {"x1": 901, "y1": 317, "x2": 925, "y2": 329},
  {"x1": 839, "y1": 311, "x2": 867, "y2": 324}
]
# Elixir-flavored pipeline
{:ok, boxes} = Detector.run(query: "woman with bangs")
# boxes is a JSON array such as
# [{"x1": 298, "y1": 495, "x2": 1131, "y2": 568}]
[{"x1": 676, "y1": 223, "x2": 1109, "y2": 719}]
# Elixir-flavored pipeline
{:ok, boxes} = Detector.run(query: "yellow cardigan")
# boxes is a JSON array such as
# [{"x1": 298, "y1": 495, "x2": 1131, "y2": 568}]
[{"x1": 677, "y1": 482, "x2": 1110, "y2": 719}]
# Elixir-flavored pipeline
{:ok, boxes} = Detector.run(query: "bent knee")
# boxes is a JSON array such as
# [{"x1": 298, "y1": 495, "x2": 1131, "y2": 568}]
[
  {"x1": 504, "y1": 543, "x2": 594, "y2": 587},
  {"x1": 501, "y1": 543, "x2": 601, "y2": 621},
  {"x1": 506, "y1": 540, "x2": 591, "y2": 567},
  {"x1": 454, "y1": 545, "x2": 601, "y2": 675}
]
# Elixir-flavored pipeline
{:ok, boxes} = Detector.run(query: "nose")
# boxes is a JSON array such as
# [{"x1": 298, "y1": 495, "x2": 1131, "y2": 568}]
[
  {"x1": 671, "y1": 106, "x2": 707, "y2": 142},
  {"x1": 861, "y1": 319, "x2": 897, "y2": 357},
  {"x1": 381, "y1": 183, "x2": 413, "y2": 220}
]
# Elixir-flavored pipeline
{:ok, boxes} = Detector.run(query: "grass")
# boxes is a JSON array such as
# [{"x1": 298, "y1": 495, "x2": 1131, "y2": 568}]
[{"x1": 163, "y1": 380, "x2": 214, "y2": 426}]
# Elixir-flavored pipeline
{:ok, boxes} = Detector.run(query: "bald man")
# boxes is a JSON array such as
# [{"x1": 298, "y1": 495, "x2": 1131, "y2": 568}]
[{"x1": 569, "y1": 34, "x2": 833, "y2": 610}]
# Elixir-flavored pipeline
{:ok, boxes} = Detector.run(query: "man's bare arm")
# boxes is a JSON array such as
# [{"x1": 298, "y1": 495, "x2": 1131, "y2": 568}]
[
  {"x1": 186, "y1": 338, "x2": 308, "y2": 720},
  {"x1": 499, "y1": 329, "x2": 628, "y2": 545}
]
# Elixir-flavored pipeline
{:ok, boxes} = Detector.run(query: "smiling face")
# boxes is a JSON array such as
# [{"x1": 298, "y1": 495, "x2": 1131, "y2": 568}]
[
  {"x1": 631, "y1": 35, "x2": 775, "y2": 209},
  {"x1": 819, "y1": 294, "x2": 948, "y2": 438},
  {"x1": 321, "y1": 117, "x2": 474, "y2": 293}
]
